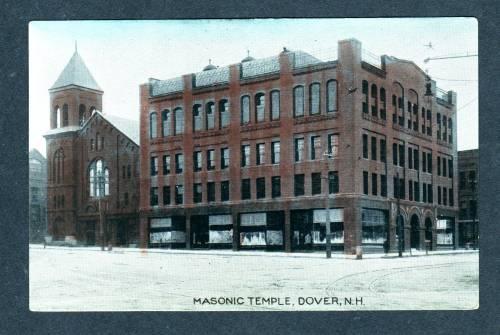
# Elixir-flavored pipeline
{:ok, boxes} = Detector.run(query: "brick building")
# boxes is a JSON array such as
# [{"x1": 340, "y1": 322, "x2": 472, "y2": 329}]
[
  {"x1": 138, "y1": 38, "x2": 458, "y2": 254},
  {"x1": 29, "y1": 148, "x2": 47, "y2": 243},
  {"x1": 44, "y1": 49, "x2": 140, "y2": 246},
  {"x1": 458, "y1": 149, "x2": 479, "y2": 248}
]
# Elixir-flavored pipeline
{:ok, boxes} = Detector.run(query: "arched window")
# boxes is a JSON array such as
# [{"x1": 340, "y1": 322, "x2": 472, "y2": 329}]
[
  {"x1": 193, "y1": 104, "x2": 203, "y2": 131},
  {"x1": 326, "y1": 80, "x2": 337, "y2": 113},
  {"x1": 54, "y1": 106, "x2": 61, "y2": 128},
  {"x1": 219, "y1": 99, "x2": 229, "y2": 128},
  {"x1": 79, "y1": 104, "x2": 86, "y2": 126},
  {"x1": 293, "y1": 86, "x2": 304, "y2": 117},
  {"x1": 270, "y1": 90, "x2": 280, "y2": 120},
  {"x1": 62, "y1": 104, "x2": 69, "y2": 127},
  {"x1": 371, "y1": 84, "x2": 378, "y2": 117},
  {"x1": 309, "y1": 83, "x2": 320, "y2": 115},
  {"x1": 161, "y1": 109, "x2": 171, "y2": 137},
  {"x1": 149, "y1": 112, "x2": 157, "y2": 139},
  {"x1": 379, "y1": 87, "x2": 386, "y2": 120},
  {"x1": 241, "y1": 95, "x2": 250, "y2": 124},
  {"x1": 89, "y1": 159, "x2": 109, "y2": 198},
  {"x1": 174, "y1": 107, "x2": 184, "y2": 134},
  {"x1": 255, "y1": 93, "x2": 265, "y2": 122},
  {"x1": 53, "y1": 148, "x2": 64, "y2": 184},
  {"x1": 206, "y1": 102, "x2": 215, "y2": 129}
]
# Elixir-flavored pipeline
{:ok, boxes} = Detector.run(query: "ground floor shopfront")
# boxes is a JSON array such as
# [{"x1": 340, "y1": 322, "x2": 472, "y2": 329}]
[{"x1": 139, "y1": 197, "x2": 459, "y2": 254}]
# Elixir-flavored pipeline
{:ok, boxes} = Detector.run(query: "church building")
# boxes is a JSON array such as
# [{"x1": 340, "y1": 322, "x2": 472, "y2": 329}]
[{"x1": 44, "y1": 48, "x2": 140, "y2": 246}]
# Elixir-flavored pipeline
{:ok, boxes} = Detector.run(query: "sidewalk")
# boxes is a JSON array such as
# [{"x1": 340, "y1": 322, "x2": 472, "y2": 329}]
[{"x1": 30, "y1": 243, "x2": 479, "y2": 260}]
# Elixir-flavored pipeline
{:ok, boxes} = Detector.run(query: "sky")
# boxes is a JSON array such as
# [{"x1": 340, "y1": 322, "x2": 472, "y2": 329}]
[{"x1": 29, "y1": 18, "x2": 478, "y2": 156}]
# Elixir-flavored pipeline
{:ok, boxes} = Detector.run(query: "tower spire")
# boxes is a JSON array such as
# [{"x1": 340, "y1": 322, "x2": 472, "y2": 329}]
[{"x1": 75, "y1": 40, "x2": 78, "y2": 53}]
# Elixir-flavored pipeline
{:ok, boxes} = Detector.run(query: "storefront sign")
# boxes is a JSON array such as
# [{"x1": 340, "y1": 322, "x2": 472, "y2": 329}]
[{"x1": 313, "y1": 209, "x2": 344, "y2": 223}]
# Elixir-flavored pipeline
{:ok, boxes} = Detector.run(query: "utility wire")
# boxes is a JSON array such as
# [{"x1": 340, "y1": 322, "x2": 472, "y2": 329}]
[
  {"x1": 457, "y1": 96, "x2": 478, "y2": 111},
  {"x1": 432, "y1": 76, "x2": 478, "y2": 82}
]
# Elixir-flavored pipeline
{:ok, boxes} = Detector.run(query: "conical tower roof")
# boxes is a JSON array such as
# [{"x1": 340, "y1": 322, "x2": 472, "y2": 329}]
[{"x1": 50, "y1": 49, "x2": 102, "y2": 91}]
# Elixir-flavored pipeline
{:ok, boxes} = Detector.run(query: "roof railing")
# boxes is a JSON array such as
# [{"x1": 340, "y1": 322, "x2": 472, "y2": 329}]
[{"x1": 361, "y1": 48, "x2": 382, "y2": 69}]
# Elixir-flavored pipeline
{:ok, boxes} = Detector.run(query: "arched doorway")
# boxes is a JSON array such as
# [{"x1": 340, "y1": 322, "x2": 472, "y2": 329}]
[
  {"x1": 53, "y1": 217, "x2": 64, "y2": 241},
  {"x1": 425, "y1": 217, "x2": 433, "y2": 251},
  {"x1": 410, "y1": 214, "x2": 420, "y2": 249}
]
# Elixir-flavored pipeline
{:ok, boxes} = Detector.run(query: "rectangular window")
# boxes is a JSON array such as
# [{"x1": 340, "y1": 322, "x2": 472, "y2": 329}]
[
  {"x1": 409, "y1": 180, "x2": 413, "y2": 201},
  {"x1": 207, "y1": 182, "x2": 215, "y2": 202},
  {"x1": 423, "y1": 182, "x2": 427, "y2": 202},
  {"x1": 449, "y1": 188, "x2": 454, "y2": 207},
  {"x1": 443, "y1": 186, "x2": 448, "y2": 206},
  {"x1": 175, "y1": 184, "x2": 184, "y2": 204},
  {"x1": 150, "y1": 187, "x2": 158, "y2": 206},
  {"x1": 408, "y1": 148, "x2": 413, "y2": 169},
  {"x1": 363, "y1": 171, "x2": 369, "y2": 195},
  {"x1": 271, "y1": 91, "x2": 280, "y2": 120},
  {"x1": 163, "y1": 155, "x2": 171, "y2": 175},
  {"x1": 437, "y1": 186, "x2": 442, "y2": 204},
  {"x1": 328, "y1": 171, "x2": 339, "y2": 194},
  {"x1": 271, "y1": 176, "x2": 281, "y2": 198},
  {"x1": 163, "y1": 186, "x2": 171, "y2": 205},
  {"x1": 194, "y1": 151, "x2": 202, "y2": 172},
  {"x1": 414, "y1": 148, "x2": 419, "y2": 170},
  {"x1": 371, "y1": 136, "x2": 377, "y2": 161},
  {"x1": 127, "y1": 165, "x2": 131, "y2": 178},
  {"x1": 380, "y1": 139, "x2": 386, "y2": 162},
  {"x1": 422, "y1": 152, "x2": 427, "y2": 172},
  {"x1": 428, "y1": 184, "x2": 433, "y2": 203},
  {"x1": 362, "y1": 134, "x2": 368, "y2": 159},
  {"x1": 459, "y1": 172, "x2": 466, "y2": 190},
  {"x1": 150, "y1": 156, "x2": 158, "y2": 176},
  {"x1": 427, "y1": 152, "x2": 432, "y2": 173},
  {"x1": 175, "y1": 154, "x2": 184, "y2": 173},
  {"x1": 310, "y1": 136, "x2": 321, "y2": 160},
  {"x1": 294, "y1": 86, "x2": 304, "y2": 117},
  {"x1": 241, "y1": 179, "x2": 251, "y2": 200},
  {"x1": 311, "y1": 172, "x2": 322, "y2": 195},
  {"x1": 328, "y1": 134, "x2": 339, "y2": 157},
  {"x1": 294, "y1": 138, "x2": 304, "y2": 162},
  {"x1": 448, "y1": 159, "x2": 453, "y2": 178},
  {"x1": 399, "y1": 144, "x2": 405, "y2": 167},
  {"x1": 372, "y1": 173, "x2": 378, "y2": 196},
  {"x1": 193, "y1": 183, "x2": 202, "y2": 203},
  {"x1": 327, "y1": 80, "x2": 337, "y2": 112},
  {"x1": 271, "y1": 141, "x2": 280, "y2": 164},
  {"x1": 442, "y1": 158, "x2": 447, "y2": 178},
  {"x1": 381, "y1": 175, "x2": 387, "y2": 197},
  {"x1": 256, "y1": 177, "x2": 266, "y2": 199},
  {"x1": 207, "y1": 149, "x2": 215, "y2": 170},
  {"x1": 393, "y1": 177, "x2": 398, "y2": 198},
  {"x1": 221, "y1": 181, "x2": 230, "y2": 201},
  {"x1": 221, "y1": 148, "x2": 229, "y2": 169},
  {"x1": 124, "y1": 192, "x2": 129, "y2": 206},
  {"x1": 400, "y1": 178, "x2": 405, "y2": 200},
  {"x1": 438, "y1": 157, "x2": 441, "y2": 175},
  {"x1": 414, "y1": 181, "x2": 420, "y2": 202},
  {"x1": 256, "y1": 143, "x2": 265, "y2": 165},
  {"x1": 393, "y1": 143, "x2": 398, "y2": 166},
  {"x1": 122, "y1": 166, "x2": 126, "y2": 179},
  {"x1": 193, "y1": 105, "x2": 203, "y2": 131},
  {"x1": 241, "y1": 145, "x2": 250, "y2": 167},
  {"x1": 294, "y1": 174, "x2": 305, "y2": 196}
]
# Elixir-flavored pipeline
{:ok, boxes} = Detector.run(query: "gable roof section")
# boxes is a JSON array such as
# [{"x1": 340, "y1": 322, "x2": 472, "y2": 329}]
[
  {"x1": 81, "y1": 111, "x2": 140, "y2": 146},
  {"x1": 50, "y1": 51, "x2": 102, "y2": 92}
]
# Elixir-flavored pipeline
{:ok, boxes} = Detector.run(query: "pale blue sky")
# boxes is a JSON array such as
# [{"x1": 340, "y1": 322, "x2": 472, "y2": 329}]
[{"x1": 29, "y1": 18, "x2": 478, "y2": 154}]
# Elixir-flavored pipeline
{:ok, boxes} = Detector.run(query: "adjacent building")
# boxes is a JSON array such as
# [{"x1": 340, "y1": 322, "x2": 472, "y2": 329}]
[
  {"x1": 44, "y1": 49, "x2": 141, "y2": 246},
  {"x1": 458, "y1": 149, "x2": 479, "y2": 248},
  {"x1": 138, "y1": 39, "x2": 459, "y2": 254},
  {"x1": 29, "y1": 149, "x2": 47, "y2": 243}
]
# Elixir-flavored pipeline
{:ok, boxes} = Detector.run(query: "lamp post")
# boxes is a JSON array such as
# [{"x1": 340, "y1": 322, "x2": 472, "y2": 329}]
[
  {"x1": 470, "y1": 178, "x2": 478, "y2": 250},
  {"x1": 396, "y1": 172, "x2": 403, "y2": 257},
  {"x1": 322, "y1": 151, "x2": 334, "y2": 259},
  {"x1": 96, "y1": 170, "x2": 107, "y2": 251}
]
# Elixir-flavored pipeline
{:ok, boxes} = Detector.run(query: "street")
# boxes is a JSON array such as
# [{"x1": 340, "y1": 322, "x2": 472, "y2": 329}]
[{"x1": 29, "y1": 245, "x2": 478, "y2": 311}]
